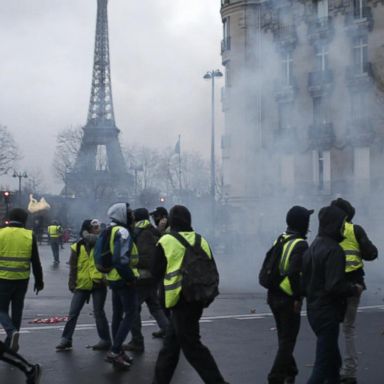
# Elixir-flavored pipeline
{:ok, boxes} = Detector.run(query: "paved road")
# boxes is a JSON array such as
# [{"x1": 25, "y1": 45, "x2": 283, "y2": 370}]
[{"x1": 1, "y1": 245, "x2": 383, "y2": 383}]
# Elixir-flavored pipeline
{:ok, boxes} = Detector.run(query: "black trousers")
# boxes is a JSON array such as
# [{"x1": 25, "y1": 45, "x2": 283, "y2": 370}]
[
  {"x1": 268, "y1": 293, "x2": 301, "y2": 384},
  {"x1": 153, "y1": 300, "x2": 226, "y2": 384}
]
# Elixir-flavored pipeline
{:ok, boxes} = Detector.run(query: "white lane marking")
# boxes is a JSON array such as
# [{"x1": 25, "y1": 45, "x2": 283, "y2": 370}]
[{"x1": 1, "y1": 305, "x2": 382, "y2": 335}]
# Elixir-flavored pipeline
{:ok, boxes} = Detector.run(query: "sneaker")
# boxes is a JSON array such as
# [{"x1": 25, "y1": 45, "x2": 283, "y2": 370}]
[
  {"x1": 56, "y1": 340, "x2": 72, "y2": 351},
  {"x1": 123, "y1": 341, "x2": 144, "y2": 353},
  {"x1": 10, "y1": 331, "x2": 20, "y2": 352},
  {"x1": 105, "y1": 351, "x2": 131, "y2": 370},
  {"x1": 26, "y1": 364, "x2": 41, "y2": 384},
  {"x1": 91, "y1": 340, "x2": 111, "y2": 351},
  {"x1": 152, "y1": 330, "x2": 166, "y2": 338}
]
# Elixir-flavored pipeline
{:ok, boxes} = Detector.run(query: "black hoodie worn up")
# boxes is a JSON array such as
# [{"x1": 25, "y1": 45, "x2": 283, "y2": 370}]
[{"x1": 302, "y1": 206, "x2": 358, "y2": 321}]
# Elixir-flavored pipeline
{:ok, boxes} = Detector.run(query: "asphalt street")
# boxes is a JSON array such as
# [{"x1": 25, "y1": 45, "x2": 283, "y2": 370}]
[{"x1": 1, "y1": 244, "x2": 383, "y2": 384}]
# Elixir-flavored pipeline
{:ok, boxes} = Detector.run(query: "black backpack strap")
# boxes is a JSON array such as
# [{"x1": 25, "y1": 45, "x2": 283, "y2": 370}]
[{"x1": 169, "y1": 232, "x2": 201, "y2": 249}]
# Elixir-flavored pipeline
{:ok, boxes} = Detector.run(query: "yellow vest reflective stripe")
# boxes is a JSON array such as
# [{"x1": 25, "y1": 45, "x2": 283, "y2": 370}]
[
  {"x1": 340, "y1": 222, "x2": 363, "y2": 273},
  {"x1": 48, "y1": 225, "x2": 61, "y2": 238},
  {"x1": 0, "y1": 227, "x2": 33, "y2": 280},
  {"x1": 159, "y1": 232, "x2": 212, "y2": 309},
  {"x1": 107, "y1": 226, "x2": 139, "y2": 282},
  {"x1": 279, "y1": 235, "x2": 304, "y2": 296}
]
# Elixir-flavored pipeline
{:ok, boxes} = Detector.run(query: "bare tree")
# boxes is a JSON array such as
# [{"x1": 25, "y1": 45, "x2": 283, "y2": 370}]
[
  {"x1": 0, "y1": 125, "x2": 19, "y2": 175},
  {"x1": 53, "y1": 126, "x2": 83, "y2": 182},
  {"x1": 23, "y1": 167, "x2": 46, "y2": 195}
]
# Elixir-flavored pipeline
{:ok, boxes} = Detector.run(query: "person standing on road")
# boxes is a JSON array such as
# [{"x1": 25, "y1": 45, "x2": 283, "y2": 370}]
[
  {"x1": 266, "y1": 206, "x2": 313, "y2": 384},
  {"x1": 330, "y1": 198, "x2": 378, "y2": 384},
  {"x1": 47, "y1": 220, "x2": 62, "y2": 265},
  {"x1": 124, "y1": 208, "x2": 169, "y2": 353},
  {"x1": 302, "y1": 205, "x2": 364, "y2": 384},
  {"x1": 151, "y1": 205, "x2": 228, "y2": 384},
  {"x1": 0, "y1": 208, "x2": 44, "y2": 352},
  {"x1": 56, "y1": 219, "x2": 112, "y2": 352},
  {"x1": 104, "y1": 203, "x2": 139, "y2": 370}
]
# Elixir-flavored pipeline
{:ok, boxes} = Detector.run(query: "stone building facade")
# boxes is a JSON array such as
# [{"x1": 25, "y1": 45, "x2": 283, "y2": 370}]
[{"x1": 220, "y1": 0, "x2": 384, "y2": 206}]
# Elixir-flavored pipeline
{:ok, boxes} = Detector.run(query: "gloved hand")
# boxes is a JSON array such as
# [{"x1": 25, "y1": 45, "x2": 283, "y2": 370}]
[{"x1": 34, "y1": 281, "x2": 44, "y2": 295}]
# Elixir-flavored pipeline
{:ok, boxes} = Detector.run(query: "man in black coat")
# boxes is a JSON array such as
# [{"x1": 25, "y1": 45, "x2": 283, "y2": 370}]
[{"x1": 302, "y1": 205, "x2": 363, "y2": 384}]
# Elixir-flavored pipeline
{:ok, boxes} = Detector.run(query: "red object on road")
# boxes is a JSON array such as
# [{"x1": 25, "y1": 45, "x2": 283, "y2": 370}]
[{"x1": 29, "y1": 316, "x2": 68, "y2": 324}]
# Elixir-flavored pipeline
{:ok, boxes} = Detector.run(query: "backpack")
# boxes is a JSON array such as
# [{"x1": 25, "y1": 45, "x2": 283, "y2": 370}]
[
  {"x1": 94, "y1": 227, "x2": 113, "y2": 273},
  {"x1": 258, "y1": 234, "x2": 287, "y2": 290},
  {"x1": 170, "y1": 232, "x2": 219, "y2": 308}
]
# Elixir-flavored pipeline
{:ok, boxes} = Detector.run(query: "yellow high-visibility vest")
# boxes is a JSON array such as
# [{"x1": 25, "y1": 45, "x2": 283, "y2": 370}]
[
  {"x1": 340, "y1": 222, "x2": 363, "y2": 273},
  {"x1": 159, "y1": 232, "x2": 212, "y2": 308},
  {"x1": 48, "y1": 225, "x2": 61, "y2": 238},
  {"x1": 0, "y1": 227, "x2": 33, "y2": 280},
  {"x1": 107, "y1": 226, "x2": 139, "y2": 282}
]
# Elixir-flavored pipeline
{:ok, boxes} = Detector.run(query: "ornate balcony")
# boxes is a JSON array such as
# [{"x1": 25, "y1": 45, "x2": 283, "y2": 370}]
[
  {"x1": 274, "y1": 77, "x2": 298, "y2": 103},
  {"x1": 346, "y1": 117, "x2": 375, "y2": 146},
  {"x1": 308, "y1": 69, "x2": 334, "y2": 97},
  {"x1": 345, "y1": 7, "x2": 374, "y2": 36},
  {"x1": 345, "y1": 63, "x2": 374, "y2": 89},
  {"x1": 309, "y1": 122, "x2": 335, "y2": 150},
  {"x1": 273, "y1": 25, "x2": 298, "y2": 51},
  {"x1": 307, "y1": 17, "x2": 335, "y2": 45}
]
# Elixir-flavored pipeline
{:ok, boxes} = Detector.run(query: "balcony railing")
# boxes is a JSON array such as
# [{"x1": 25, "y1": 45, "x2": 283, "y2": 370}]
[
  {"x1": 308, "y1": 16, "x2": 335, "y2": 44},
  {"x1": 345, "y1": 63, "x2": 374, "y2": 88},
  {"x1": 308, "y1": 69, "x2": 334, "y2": 96},
  {"x1": 273, "y1": 25, "x2": 298, "y2": 49},
  {"x1": 347, "y1": 117, "x2": 374, "y2": 146},
  {"x1": 274, "y1": 77, "x2": 298, "y2": 103},
  {"x1": 309, "y1": 122, "x2": 335, "y2": 150}
]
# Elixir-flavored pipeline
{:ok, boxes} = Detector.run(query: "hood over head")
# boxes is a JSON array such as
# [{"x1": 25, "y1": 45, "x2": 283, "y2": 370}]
[
  {"x1": 169, "y1": 205, "x2": 192, "y2": 232},
  {"x1": 107, "y1": 203, "x2": 133, "y2": 228},
  {"x1": 330, "y1": 197, "x2": 355, "y2": 222},
  {"x1": 318, "y1": 205, "x2": 347, "y2": 242},
  {"x1": 286, "y1": 205, "x2": 314, "y2": 236},
  {"x1": 9, "y1": 208, "x2": 28, "y2": 226}
]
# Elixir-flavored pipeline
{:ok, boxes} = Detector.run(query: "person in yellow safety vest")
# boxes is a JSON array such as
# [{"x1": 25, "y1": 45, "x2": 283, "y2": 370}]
[
  {"x1": 47, "y1": 220, "x2": 63, "y2": 265},
  {"x1": 151, "y1": 205, "x2": 229, "y2": 384},
  {"x1": 0, "y1": 208, "x2": 44, "y2": 353},
  {"x1": 330, "y1": 198, "x2": 378, "y2": 384},
  {"x1": 124, "y1": 208, "x2": 169, "y2": 353},
  {"x1": 103, "y1": 202, "x2": 138, "y2": 370},
  {"x1": 266, "y1": 206, "x2": 313, "y2": 384},
  {"x1": 55, "y1": 219, "x2": 112, "y2": 352}
]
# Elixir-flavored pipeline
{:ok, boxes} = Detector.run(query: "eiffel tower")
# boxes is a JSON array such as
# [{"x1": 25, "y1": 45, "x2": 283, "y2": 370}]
[{"x1": 66, "y1": 0, "x2": 132, "y2": 199}]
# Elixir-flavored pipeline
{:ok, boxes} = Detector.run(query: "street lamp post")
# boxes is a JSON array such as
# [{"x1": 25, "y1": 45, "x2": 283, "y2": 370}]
[
  {"x1": 13, "y1": 170, "x2": 28, "y2": 207},
  {"x1": 203, "y1": 69, "x2": 223, "y2": 238}
]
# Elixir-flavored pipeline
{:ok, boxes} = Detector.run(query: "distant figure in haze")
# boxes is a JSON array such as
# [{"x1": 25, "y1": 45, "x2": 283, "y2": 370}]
[
  {"x1": 266, "y1": 206, "x2": 313, "y2": 384},
  {"x1": 302, "y1": 205, "x2": 363, "y2": 384},
  {"x1": 330, "y1": 198, "x2": 378, "y2": 384},
  {"x1": 0, "y1": 208, "x2": 44, "y2": 352},
  {"x1": 47, "y1": 220, "x2": 63, "y2": 265},
  {"x1": 56, "y1": 219, "x2": 111, "y2": 352}
]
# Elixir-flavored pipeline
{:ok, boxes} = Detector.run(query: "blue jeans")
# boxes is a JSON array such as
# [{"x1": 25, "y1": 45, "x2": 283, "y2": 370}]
[
  {"x1": 307, "y1": 310, "x2": 341, "y2": 384},
  {"x1": 50, "y1": 239, "x2": 60, "y2": 263},
  {"x1": 0, "y1": 279, "x2": 29, "y2": 343},
  {"x1": 62, "y1": 286, "x2": 111, "y2": 343},
  {"x1": 130, "y1": 285, "x2": 169, "y2": 344},
  {"x1": 111, "y1": 285, "x2": 138, "y2": 354}
]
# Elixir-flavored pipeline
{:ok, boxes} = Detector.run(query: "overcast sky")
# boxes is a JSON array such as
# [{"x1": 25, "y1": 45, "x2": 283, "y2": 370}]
[{"x1": 0, "y1": 0, "x2": 224, "y2": 193}]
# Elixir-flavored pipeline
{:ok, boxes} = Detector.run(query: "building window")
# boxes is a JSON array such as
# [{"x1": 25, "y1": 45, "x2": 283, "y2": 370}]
[
  {"x1": 222, "y1": 17, "x2": 230, "y2": 51},
  {"x1": 353, "y1": 36, "x2": 368, "y2": 74},
  {"x1": 313, "y1": 96, "x2": 329, "y2": 125},
  {"x1": 278, "y1": 102, "x2": 293, "y2": 133},
  {"x1": 313, "y1": 150, "x2": 331, "y2": 192},
  {"x1": 353, "y1": 0, "x2": 367, "y2": 19},
  {"x1": 317, "y1": 0, "x2": 329, "y2": 18},
  {"x1": 351, "y1": 91, "x2": 367, "y2": 119},
  {"x1": 281, "y1": 52, "x2": 293, "y2": 86},
  {"x1": 315, "y1": 45, "x2": 329, "y2": 72}
]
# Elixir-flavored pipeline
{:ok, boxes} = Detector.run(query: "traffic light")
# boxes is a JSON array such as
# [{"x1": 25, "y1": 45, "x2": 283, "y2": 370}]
[{"x1": 3, "y1": 191, "x2": 11, "y2": 204}]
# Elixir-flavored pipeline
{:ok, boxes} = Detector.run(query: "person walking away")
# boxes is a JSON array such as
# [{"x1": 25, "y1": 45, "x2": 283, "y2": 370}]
[
  {"x1": 0, "y1": 208, "x2": 44, "y2": 352},
  {"x1": 150, "y1": 207, "x2": 169, "y2": 235},
  {"x1": 266, "y1": 206, "x2": 313, "y2": 384},
  {"x1": 302, "y1": 205, "x2": 364, "y2": 384},
  {"x1": 47, "y1": 220, "x2": 62, "y2": 265},
  {"x1": 330, "y1": 198, "x2": 378, "y2": 384},
  {"x1": 56, "y1": 219, "x2": 111, "y2": 351},
  {"x1": 151, "y1": 205, "x2": 228, "y2": 384},
  {"x1": 0, "y1": 340, "x2": 41, "y2": 383},
  {"x1": 104, "y1": 203, "x2": 139, "y2": 370},
  {"x1": 124, "y1": 208, "x2": 169, "y2": 353}
]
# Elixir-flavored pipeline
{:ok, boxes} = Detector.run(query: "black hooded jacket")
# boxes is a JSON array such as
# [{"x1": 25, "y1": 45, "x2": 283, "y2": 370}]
[{"x1": 302, "y1": 206, "x2": 358, "y2": 320}]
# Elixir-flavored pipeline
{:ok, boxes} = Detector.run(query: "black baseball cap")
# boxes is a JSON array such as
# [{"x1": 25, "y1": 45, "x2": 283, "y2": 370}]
[{"x1": 150, "y1": 207, "x2": 168, "y2": 217}]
